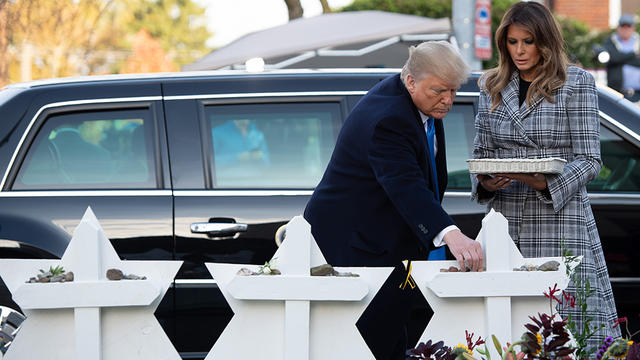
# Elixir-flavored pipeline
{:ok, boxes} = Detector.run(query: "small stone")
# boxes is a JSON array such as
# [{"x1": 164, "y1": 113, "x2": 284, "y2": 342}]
[
  {"x1": 37, "y1": 272, "x2": 51, "y2": 281},
  {"x1": 64, "y1": 272, "x2": 74, "y2": 282},
  {"x1": 336, "y1": 271, "x2": 359, "y2": 277},
  {"x1": 50, "y1": 275, "x2": 64, "y2": 283},
  {"x1": 237, "y1": 268, "x2": 254, "y2": 276},
  {"x1": 106, "y1": 268, "x2": 124, "y2": 280},
  {"x1": 270, "y1": 269, "x2": 281, "y2": 275},
  {"x1": 448, "y1": 266, "x2": 459, "y2": 272},
  {"x1": 37, "y1": 276, "x2": 49, "y2": 283},
  {"x1": 311, "y1": 264, "x2": 334, "y2": 276},
  {"x1": 123, "y1": 274, "x2": 146, "y2": 280},
  {"x1": 537, "y1": 260, "x2": 560, "y2": 272}
]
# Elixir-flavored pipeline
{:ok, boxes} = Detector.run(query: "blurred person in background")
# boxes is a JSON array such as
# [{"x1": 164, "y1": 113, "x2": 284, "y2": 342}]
[{"x1": 602, "y1": 13, "x2": 640, "y2": 102}]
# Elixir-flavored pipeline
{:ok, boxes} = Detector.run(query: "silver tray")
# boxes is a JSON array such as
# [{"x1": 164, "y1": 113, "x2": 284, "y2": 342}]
[{"x1": 467, "y1": 158, "x2": 567, "y2": 174}]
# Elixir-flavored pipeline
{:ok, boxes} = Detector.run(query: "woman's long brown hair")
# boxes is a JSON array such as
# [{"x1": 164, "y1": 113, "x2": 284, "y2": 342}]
[{"x1": 481, "y1": 2, "x2": 569, "y2": 110}]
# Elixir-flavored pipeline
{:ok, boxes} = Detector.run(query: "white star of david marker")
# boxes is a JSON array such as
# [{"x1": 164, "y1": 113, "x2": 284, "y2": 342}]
[
  {"x1": 0, "y1": 207, "x2": 183, "y2": 360},
  {"x1": 411, "y1": 209, "x2": 579, "y2": 358},
  {"x1": 206, "y1": 215, "x2": 393, "y2": 360}
]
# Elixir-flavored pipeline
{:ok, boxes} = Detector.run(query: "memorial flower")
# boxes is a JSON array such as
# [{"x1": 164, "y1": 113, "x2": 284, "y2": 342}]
[
  {"x1": 596, "y1": 316, "x2": 640, "y2": 360},
  {"x1": 257, "y1": 257, "x2": 279, "y2": 275}
]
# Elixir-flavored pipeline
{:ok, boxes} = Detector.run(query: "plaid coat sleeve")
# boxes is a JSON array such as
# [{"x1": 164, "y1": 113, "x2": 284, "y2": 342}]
[
  {"x1": 471, "y1": 78, "x2": 497, "y2": 203},
  {"x1": 545, "y1": 69, "x2": 602, "y2": 212}
]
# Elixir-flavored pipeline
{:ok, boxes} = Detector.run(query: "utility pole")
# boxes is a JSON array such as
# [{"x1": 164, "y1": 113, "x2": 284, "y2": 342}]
[{"x1": 452, "y1": 0, "x2": 483, "y2": 71}]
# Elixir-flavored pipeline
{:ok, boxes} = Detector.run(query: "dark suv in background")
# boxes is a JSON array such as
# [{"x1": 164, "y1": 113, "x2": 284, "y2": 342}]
[{"x1": 0, "y1": 70, "x2": 638, "y2": 358}]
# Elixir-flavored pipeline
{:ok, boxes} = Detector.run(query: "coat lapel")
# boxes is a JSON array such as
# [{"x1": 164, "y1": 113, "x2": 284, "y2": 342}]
[{"x1": 500, "y1": 72, "x2": 538, "y2": 147}]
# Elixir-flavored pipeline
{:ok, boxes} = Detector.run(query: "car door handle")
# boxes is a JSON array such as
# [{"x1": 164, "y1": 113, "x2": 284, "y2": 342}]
[{"x1": 190, "y1": 222, "x2": 248, "y2": 234}]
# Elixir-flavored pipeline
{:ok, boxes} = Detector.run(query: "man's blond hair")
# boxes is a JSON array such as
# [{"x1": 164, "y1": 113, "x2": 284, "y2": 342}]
[{"x1": 401, "y1": 41, "x2": 470, "y2": 86}]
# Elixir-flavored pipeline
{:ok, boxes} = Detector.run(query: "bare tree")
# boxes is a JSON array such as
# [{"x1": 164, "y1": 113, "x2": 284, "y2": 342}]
[{"x1": 284, "y1": 0, "x2": 303, "y2": 20}]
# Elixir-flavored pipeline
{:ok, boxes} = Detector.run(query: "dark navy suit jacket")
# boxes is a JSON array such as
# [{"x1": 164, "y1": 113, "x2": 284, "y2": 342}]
[{"x1": 304, "y1": 74, "x2": 456, "y2": 267}]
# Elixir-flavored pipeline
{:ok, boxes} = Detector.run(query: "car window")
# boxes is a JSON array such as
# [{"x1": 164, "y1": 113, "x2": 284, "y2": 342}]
[
  {"x1": 14, "y1": 108, "x2": 156, "y2": 189},
  {"x1": 588, "y1": 125, "x2": 640, "y2": 192},
  {"x1": 205, "y1": 102, "x2": 340, "y2": 188},
  {"x1": 443, "y1": 102, "x2": 477, "y2": 190}
]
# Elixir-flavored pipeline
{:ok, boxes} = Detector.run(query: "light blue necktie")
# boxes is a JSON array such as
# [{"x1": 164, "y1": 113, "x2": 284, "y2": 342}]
[{"x1": 426, "y1": 117, "x2": 445, "y2": 260}]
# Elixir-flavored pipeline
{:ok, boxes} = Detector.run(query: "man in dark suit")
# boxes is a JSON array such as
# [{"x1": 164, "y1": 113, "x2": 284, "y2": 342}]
[{"x1": 304, "y1": 41, "x2": 484, "y2": 359}]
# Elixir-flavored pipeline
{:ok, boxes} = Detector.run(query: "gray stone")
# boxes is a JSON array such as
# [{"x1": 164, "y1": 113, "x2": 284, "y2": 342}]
[
  {"x1": 123, "y1": 273, "x2": 146, "y2": 280},
  {"x1": 334, "y1": 271, "x2": 359, "y2": 277},
  {"x1": 536, "y1": 260, "x2": 560, "y2": 272},
  {"x1": 106, "y1": 268, "x2": 124, "y2": 280},
  {"x1": 237, "y1": 268, "x2": 255, "y2": 276},
  {"x1": 50, "y1": 275, "x2": 64, "y2": 283},
  {"x1": 311, "y1": 264, "x2": 334, "y2": 276},
  {"x1": 64, "y1": 271, "x2": 74, "y2": 282}
]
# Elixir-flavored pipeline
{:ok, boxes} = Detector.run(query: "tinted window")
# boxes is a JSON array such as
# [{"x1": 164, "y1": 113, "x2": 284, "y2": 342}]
[
  {"x1": 14, "y1": 109, "x2": 156, "y2": 189},
  {"x1": 588, "y1": 125, "x2": 640, "y2": 192},
  {"x1": 205, "y1": 102, "x2": 340, "y2": 188},
  {"x1": 443, "y1": 103, "x2": 476, "y2": 190}
]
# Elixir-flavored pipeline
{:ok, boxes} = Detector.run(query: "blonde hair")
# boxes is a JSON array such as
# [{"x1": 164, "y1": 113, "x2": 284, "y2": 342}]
[
  {"x1": 481, "y1": 1, "x2": 569, "y2": 110},
  {"x1": 401, "y1": 41, "x2": 470, "y2": 86}
]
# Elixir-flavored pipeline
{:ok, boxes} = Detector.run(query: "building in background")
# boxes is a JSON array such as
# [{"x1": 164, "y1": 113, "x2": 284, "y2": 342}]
[{"x1": 544, "y1": 0, "x2": 639, "y2": 31}]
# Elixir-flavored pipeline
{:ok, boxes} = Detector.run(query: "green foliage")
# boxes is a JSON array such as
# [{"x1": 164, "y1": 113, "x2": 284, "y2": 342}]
[
  {"x1": 113, "y1": 0, "x2": 212, "y2": 67},
  {"x1": 40, "y1": 265, "x2": 65, "y2": 276},
  {"x1": 556, "y1": 15, "x2": 610, "y2": 69},
  {"x1": 341, "y1": 0, "x2": 450, "y2": 19},
  {"x1": 561, "y1": 244, "x2": 603, "y2": 360}
]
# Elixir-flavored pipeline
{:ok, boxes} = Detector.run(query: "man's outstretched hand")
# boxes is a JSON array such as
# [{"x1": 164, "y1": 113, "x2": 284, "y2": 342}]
[{"x1": 442, "y1": 230, "x2": 484, "y2": 272}]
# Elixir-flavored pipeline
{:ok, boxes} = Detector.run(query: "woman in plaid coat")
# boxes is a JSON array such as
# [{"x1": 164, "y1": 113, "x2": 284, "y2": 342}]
[{"x1": 472, "y1": 2, "x2": 620, "y2": 351}]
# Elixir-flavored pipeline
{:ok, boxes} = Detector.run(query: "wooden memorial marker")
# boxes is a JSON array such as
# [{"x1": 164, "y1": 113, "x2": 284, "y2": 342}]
[
  {"x1": 206, "y1": 216, "x2": 393, "y2": 360},
  {"x1": 0, "y1": 207, "x2": 182, "y2": 360},
  {"x1": 411, "y1": 209, "x2": 578, "y2": 358}
]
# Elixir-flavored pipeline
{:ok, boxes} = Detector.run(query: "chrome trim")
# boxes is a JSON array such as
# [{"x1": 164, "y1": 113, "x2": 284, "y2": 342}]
[
  {"x1": 163, "y1": 90, "x2": 368, "y2": 101},
  {"x1": 600, "y1": 110, "x2": 640, "y2": 143},
  {"x1": 445, "y1": 190, "x2": 640, "y2": 200},
  {"x1": 0, "y1": 96, "x2": 162, "y2": 191},
  {"x1": 173, "y1": 279, "x2": 218, "y2": 288},
  {"x1": 174, "y1": 190, "x2": 313, "y2": 196},
  {"x1": 5, "y1": 69, "x2": 402, "y2": 89},
  {"x1": 0, "y1": 190, "x2": 172, "y2": 197},
  {"x1": 587, "y1": 192, "x2": 640, "y2": 200},
  {"x1": 610, "y1": 277, "x2": 640, "y2": 283},
  {"x1": 444, "y1": 191, "x2": 473, "y2": 198},
  {"x1": 191, "y1": 222, "x2": 248, "y2": 234},
  {"x1": 456, "y1": 92, "x2": 480, "y2": 97}
]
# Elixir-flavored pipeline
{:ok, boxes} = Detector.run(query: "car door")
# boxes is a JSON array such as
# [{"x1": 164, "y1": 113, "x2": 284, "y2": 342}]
[
  {"x1": 163, "y1": 79, "x2": 354, "y2": 356},
  {"x1": 441, "y1": 93, "x2": 487, "y2": 239},
  {"x1": 0, "y1": 86, "x2": 175, "y2": 338}
]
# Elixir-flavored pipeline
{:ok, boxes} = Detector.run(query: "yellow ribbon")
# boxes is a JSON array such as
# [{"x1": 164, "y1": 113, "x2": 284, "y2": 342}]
[{"x1": 399, "y1": 260, "x2": 416, "y2": 290}]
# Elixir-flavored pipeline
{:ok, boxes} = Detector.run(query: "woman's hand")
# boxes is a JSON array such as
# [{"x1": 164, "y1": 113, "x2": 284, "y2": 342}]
[
  {"x1": 498, "y1": 172, "x2": 548, "y2": 191},
  {"x1": 477, "y1": 174, "x2": 513, "y2": 192}
]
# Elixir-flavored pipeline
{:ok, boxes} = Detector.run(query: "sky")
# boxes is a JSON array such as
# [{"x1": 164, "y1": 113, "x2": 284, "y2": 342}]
[{"x1": 196, "y1": 0, "x2": 355, "y2": 48}]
